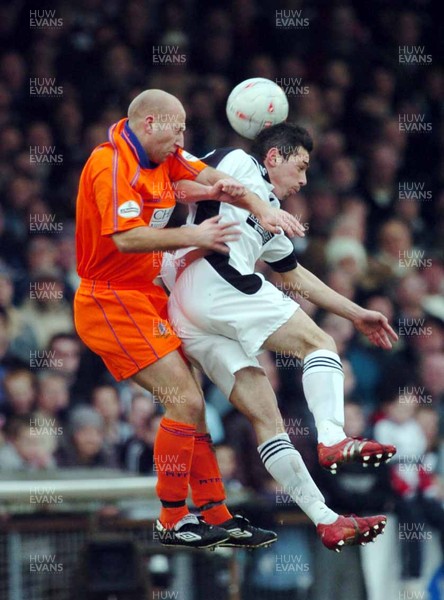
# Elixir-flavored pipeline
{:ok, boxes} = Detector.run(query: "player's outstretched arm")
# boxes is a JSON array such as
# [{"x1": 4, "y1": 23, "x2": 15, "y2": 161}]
[
  {"x1": 279, "y1": 264, "x2": 398, "y2": 350},
  {"x1": 172, "y1": 179, "x2": 237, "y2": 203},
  {"x1": 112, "y1": 216, "x2": 240, "y2": 255},
  {"x1": 193, "y1": 167, "x2": 306, "y2": 238}
]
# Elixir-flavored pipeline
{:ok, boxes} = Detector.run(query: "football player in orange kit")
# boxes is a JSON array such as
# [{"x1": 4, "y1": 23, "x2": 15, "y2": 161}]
[{"x1": 74, "y1": 89, "x2": 303, "y2": 548}]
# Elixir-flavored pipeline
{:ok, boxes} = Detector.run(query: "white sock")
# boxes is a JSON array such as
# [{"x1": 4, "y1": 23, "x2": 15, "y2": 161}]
[
  {"x1": 258, "y1": 433, "x2": 338, "y2": 525},
  {"x1": 302, "y1": 349, "x2": 347, "y2": 446}
]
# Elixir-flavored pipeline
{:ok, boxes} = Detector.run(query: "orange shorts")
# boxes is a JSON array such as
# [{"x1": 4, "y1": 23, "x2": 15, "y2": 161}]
[{"x1": 74, "y1": 279, "x2": 181, "y2": 381}]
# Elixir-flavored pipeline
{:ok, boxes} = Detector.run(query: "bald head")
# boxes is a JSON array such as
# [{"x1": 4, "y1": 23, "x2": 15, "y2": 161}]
[
  {"x1": 128, "y1": 89, "x2": 184, "y2": 127},
  {"x1": 127, "y1": 89, "x2": 187, "y2": 164}
]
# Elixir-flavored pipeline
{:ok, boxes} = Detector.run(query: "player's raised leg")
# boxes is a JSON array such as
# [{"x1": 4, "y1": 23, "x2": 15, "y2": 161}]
[
  {"x1": 230, "y1": 366, "x2": 387, "y2": 552},
  {"x1": 262, "y1": 309, "x2": 396, "y2": 473}
]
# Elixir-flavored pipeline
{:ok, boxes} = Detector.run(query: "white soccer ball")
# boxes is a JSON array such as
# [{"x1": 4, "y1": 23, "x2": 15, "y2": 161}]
[{"x1": 226, "y1": 77, "x2": 289, "y2": 140}]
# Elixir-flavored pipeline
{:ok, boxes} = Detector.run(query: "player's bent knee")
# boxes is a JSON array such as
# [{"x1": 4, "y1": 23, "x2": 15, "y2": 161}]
[
  {"x1": 162, "y1": 373, "x2": 205, "y2": 421},
  {"x1": 159, "y1": 380, "x2": 205, "y2": 423},
  {"x1": 164, "y1": 389, "x2": 204, "y2": 423},
  {"x1": 133, "y1": 352, "x2": 205, "y2": 423},
  {"x1": 303, "y1": 328, "x2": 337, "y2": 355},
  {"x1": 319, "y1": 332, "x2": 337, "y2": 353}
]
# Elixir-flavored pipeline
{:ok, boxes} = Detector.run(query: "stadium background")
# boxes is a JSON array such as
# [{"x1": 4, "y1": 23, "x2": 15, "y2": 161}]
[{"x1": 0, "y1": 0, "x2": 443, "y2": 599}]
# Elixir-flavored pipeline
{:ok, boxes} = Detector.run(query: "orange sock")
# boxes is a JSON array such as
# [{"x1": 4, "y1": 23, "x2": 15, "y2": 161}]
[
  {"x1": 154, "y1": 417, "x2": 196, "y2": 528},
  {"x1": 190, "y1": 433, "x2": 233, "y2": 525}
]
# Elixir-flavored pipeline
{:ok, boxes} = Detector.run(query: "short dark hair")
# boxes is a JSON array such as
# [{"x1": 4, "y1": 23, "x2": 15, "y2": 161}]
[{"x1": 251, "y1": 122, "x2": 313, "y2": 161}]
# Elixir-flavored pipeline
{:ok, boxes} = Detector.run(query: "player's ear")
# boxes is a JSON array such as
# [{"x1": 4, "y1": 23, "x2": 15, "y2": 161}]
[
  {"x1": 144, "y1": 115, "x2": 155, "y2": 134},
  {"x1": 265, "y1": 147, "x2": 280, "y2": 168}
]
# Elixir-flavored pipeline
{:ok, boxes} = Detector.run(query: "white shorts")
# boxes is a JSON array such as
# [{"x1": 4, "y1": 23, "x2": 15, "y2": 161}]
[{"x1": 167, "y1": 258, "x2": 299, "y2": 398}]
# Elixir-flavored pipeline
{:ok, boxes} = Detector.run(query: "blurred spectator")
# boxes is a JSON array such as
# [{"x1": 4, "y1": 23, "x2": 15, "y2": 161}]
[
  {"x1": 1, "y1": 368, "x2": 36, "y2": 420},
  {"x1": 35, "y1": 370, "x2": 69, "y2": 419},
  {"x1": 26, "y1": 236, "x2": 59, "y2": 279},
  {"x1": 346, "y1": 295, "x2": 398, "y2": 410},
  {"x1": 121, "y1": 410, "x2": 162, "y2": 474},
  {"x1": 214, "y1": 443, "x2": 244, "y2": 492},
  {"x1": 416, "y1": 406, "x2": 441, "y2": 460},
  {"x1": 407, "y1": 317, "x2": 444, "y2": 358},
  {"x1": 421, "y1": 259, "x2": 444, "y2": 297},
  {"x1": 420, "y1": 351, "x2": 444, "y2": 398},
  {"x1": 359, "y1": 145, "x2": 400, "y2": 237},
  {"x1": 330, "y1": 212, "x2": 366, "y2": 244},
  {"x1": 375, "y1": 395, "x2": 444, "y2": 582},
  {"x1": 91, "y1": 384, "x2": 132, "y2": 451},
  {"x1": 328, "y1": 156, "x2": 358, "y2": 194},
  {"x1": 0, "y1": 203, "x2": 25, "y2": 270},
  {"x1": 0, "y1": 415, "x2": 55, "y2": 470},
  {"x1": 127, "y1": 391, "x2": 156, "y2": 431},
  {"x1": 55, "y1": 405, "x2": 118, "y2": 468},
  {"x1": 33, "y1": 370, "x2": 69, "y2": 455},
  {"x1": 395, "y1": 271, "x2": 428, "y2": 317},
  {"x1": 0, "y1": 308, "x2": 11, "y2": 409},
  {"x1": 306, "y1": 188, "x2": 338, "y2": 237},
  {"x1": 316, "y1": 129, "x2": 346, "y2": 169},
  {"x1": 324, "y1": 237, "x2": 368, "y2": 283},
  {"x1": 0, "y1": 262, "x2": 38, "y2": 363},
  {"x1": 371, "y1": 218, "x2": 415, "y2": 282},
  {"x1": 120, "y1": 393, "x2": 156, "y2": 473},
  {"x1": 20, "y1": 268, "x2": 74, "y2": 349},
  {"x1": 47, "y1": 332, "x2": 82, "y2": 386}
]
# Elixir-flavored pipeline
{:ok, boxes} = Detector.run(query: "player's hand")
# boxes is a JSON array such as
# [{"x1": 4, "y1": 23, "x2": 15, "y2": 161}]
[
  {"x1": 193, "y1": 215, "x2": 241, "y2": 254},
  {"x1": 209, "y1": 178, "x2": 246, "y2": 201},
  {"x1": 258, "y1": 206, "x2": 306, "y2": 238},
  {"x1": 353, "y1": 309, "x2": 398, "y2": 350}
]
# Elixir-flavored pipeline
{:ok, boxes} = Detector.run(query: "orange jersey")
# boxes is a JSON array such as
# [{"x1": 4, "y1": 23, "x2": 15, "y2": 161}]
[{"x1": 75, "y1": 118, "x2": 207, "y2": 287}]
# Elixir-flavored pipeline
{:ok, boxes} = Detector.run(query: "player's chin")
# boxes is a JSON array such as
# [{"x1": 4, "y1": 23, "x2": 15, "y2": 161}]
[{"x1": 285, "y1": 187, "x2": 300, "y2": 198}]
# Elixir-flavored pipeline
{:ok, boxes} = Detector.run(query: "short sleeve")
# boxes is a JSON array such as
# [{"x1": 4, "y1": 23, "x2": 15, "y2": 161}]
[
  {"x1": 91, "y1": 148, "x2": 146, "y2": 236},
  {"x1": 261, "y1": 237, "x2": 298, "y2": 272},
  {"x1": 168, "y1": 148, "x2": 208, "y2": 182}
]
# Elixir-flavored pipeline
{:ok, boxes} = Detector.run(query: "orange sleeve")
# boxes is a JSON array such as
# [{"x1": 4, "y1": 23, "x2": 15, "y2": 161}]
[
  {"x1": 91, "y1": 148, "x2": 146, "y2": 236},
  {"x1": 168, "y1": 148, "x2": 208, "y2": 182}
]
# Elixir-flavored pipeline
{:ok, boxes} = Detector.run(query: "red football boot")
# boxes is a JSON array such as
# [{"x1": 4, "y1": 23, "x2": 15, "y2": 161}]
[
  {"x1": 318, "y1": 437, "x2": 397, "y2": 474},
  {"x1": 358, "y1": 515, "x2": 387, "y2": 543},
  {"x1": 317, "y1": 514, "x2": 387, "y2": 552}
]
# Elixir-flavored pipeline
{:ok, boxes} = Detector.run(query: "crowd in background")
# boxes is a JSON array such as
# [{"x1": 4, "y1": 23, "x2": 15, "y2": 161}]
[{"x1": 0, "y1": 0, "x2": 443, "y2": 597}]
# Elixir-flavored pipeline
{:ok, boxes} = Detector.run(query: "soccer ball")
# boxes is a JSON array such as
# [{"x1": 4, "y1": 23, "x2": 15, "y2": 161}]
[{"x1": 226, "y1": 77, "x2": 289, "y2": 140}]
